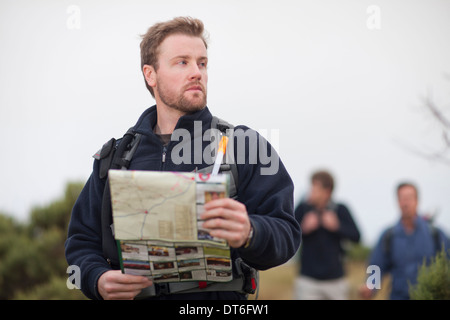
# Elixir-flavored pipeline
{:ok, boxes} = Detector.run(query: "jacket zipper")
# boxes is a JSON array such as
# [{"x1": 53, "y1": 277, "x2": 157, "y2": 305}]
[{"x1": 161, "y1": 145, "x2": 167, "y2": 167}]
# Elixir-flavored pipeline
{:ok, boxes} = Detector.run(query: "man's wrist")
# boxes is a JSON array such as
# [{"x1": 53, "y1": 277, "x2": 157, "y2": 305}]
[{"x1": 244, "y1": 224, "x2": 254, "y2": 248}]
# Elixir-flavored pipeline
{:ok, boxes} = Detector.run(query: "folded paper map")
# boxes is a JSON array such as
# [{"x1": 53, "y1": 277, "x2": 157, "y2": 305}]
[{"x1": 109, "y1": 170, "x2": 232, "y2": 283}]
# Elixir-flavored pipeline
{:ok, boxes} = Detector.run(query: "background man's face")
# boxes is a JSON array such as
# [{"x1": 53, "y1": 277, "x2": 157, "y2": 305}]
[
  {"x1": 308, "y1": 180, "x2": 332, "y2": 207},
  {"x1": 397, "y1": 185, "x2": 418, "y2": 219},
  {"x1": 154, "y1": 34, "x2": 208, "y2": 113}
]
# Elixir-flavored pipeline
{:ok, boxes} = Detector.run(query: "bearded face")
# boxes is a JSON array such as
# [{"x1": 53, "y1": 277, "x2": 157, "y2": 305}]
[
  {"x1": 155, "y1": 72, "x2": 207, "y2": 114},
  {"x1": 147, "y1": 34, "x2": 208, "y2": 114}
]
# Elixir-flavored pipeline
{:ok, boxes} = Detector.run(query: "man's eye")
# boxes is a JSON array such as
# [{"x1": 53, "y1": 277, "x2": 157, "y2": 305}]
[{"x1": 178, "y1": 60, "x2": 187, "y2": 65}]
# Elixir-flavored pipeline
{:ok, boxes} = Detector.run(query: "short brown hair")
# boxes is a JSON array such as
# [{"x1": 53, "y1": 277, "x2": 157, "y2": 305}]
[
  {"x1": 397, "y1": 182, "x2": 419, "y2": 199},
  {"x1": 311, "y1": 170, "x2": 335, "y2": 192},
  {"x1": 140, "y1": 16, "x2": 208, "y2": 97}
]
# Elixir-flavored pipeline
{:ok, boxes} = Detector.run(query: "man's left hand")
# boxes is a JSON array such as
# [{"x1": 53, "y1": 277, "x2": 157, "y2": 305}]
[
  {"x1": 201, "y1": 198, "x2": 251, "y2": 248},
  {"x1": 321, "y1": 210, "x2": 340, "y2": 232}
]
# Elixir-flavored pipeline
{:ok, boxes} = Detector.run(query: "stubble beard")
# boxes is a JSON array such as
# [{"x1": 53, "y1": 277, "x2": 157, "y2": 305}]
[{"x1": 157, "y1": 81, "x2": 207, "y2": 114}]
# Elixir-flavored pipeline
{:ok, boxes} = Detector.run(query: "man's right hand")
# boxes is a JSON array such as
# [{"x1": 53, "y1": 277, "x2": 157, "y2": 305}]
[{"x1": 98, "y1": 270, "x2": 153, "y2": 300}]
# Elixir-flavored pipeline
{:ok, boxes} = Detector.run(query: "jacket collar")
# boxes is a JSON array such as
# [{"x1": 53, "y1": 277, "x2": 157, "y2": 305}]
[
  {"x1": 395, "y1": 214, "x2": 422, "y2": 234},
  {"x1": 133, "y1": 105, "x2": 213, "y2": 137}
]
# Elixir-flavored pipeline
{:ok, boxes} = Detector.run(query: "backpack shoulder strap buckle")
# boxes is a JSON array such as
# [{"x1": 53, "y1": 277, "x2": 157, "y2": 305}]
[{"x1": 94, "y1": 137, "x2": 117, "y2": 180}]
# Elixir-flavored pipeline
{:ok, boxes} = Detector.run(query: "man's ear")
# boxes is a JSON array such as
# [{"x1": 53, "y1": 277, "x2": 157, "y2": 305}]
[{"x1": 143, "y1": 64, "x2": 156, "y2": 88}]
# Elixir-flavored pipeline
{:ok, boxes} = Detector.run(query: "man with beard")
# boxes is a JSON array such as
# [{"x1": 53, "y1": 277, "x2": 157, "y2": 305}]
[
  {"x1": 359, "y1": 182, "x2": 449, "y2": 300},
  {"x1": 65, "y1": 17, "x2": 301, "y2": 300}
]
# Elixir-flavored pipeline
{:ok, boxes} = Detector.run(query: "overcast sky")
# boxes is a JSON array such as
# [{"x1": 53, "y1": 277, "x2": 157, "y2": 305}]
[{"x1": 1, "y1": 0, "x2": 449, "y2": 246}]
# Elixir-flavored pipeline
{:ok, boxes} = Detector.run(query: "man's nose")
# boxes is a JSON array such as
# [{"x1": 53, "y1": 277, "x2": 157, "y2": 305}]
[{"x1": 189, "y1": 63, "x2": 202, "y2": 80}]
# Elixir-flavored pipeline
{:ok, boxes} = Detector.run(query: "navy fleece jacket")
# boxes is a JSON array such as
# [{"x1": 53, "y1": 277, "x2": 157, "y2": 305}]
[{"x1": 65, "y1": 106, "x2": 301, "y2": 299}]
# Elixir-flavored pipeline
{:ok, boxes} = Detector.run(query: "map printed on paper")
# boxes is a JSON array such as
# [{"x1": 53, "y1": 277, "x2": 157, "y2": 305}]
[
  {"x1": 108, "y1": 170, "x2": 233, "y2": 283},
  {"x1": 109, "y1": 170, "x2": 197, "y2": 241}
]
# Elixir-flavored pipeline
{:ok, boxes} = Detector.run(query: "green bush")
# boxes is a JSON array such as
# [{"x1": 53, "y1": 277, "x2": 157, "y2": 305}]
[
  {"x1": 14, "y1": 276, "x2": 87, "y2": 300},
  {"x1": 344, "y1": 242, "x2": 372, "y2": 262},
  {"x1": 0, "y1": 182, "x2": 85, "y2": 300},
  {"x1": 409, "y1": 248, "x2": 450, "y2": 300}
]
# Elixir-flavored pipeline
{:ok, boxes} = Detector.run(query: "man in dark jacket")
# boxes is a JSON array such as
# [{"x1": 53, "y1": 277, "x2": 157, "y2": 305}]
[
  {"x1": 65, "y1": 17, "x2": 301, "y2": 300},
  {"x1": 294, "y1": 170, "x2": 360, "y2": 299}
]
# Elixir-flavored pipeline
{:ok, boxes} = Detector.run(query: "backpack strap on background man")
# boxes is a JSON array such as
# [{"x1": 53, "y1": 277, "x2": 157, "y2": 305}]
[{"x1": 382, "y1": 226, "x2": 395, "y2": 270}]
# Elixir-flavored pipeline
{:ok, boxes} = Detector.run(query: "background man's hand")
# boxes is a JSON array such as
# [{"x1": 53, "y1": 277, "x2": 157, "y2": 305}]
[
  {"x1": 98, "y1": 270, "x2": 153, "y2": 300},
  {"x1": 301, "y1": 211, "x2": 320, "y2": 234},
  {"x1": 201, "y1": 198, "x2": 251, "y2": 248},
  {"x1": 321, "y1": 210, "x2": 340, "y2": 232},
  {"x1": 358, "y1": 284, "x2": 374, "y2": 300}
]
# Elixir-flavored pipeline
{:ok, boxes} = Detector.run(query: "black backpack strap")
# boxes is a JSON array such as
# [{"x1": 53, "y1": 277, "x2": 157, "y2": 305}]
[
  {"x1": 110, "y1": 128, "x2": 141, "y2": 170},
  {"x1": 95, "y1": 128, "x2": 142, "y2": 179},
  {"x1": 429, "y1": 225, "x2": 442, "y2": 253},
  {"x1": 96, "y1": 127, "x2": 142, "y2": 267},
  {"x1": 94, "y1": 137, "x2": 116, "y2": 180},
  {"x1": 212, "y1": 116, "x2": 234, "y2": 133},
  {"x1": 211, "y1": 116, "x2": 239, "y2": 199},
  {"x1": 101, "y1": 180, "x2": 119, "y2": 267},
  {"x1": 382, "y1": 226, "x2": 395, "y2": 270}
]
